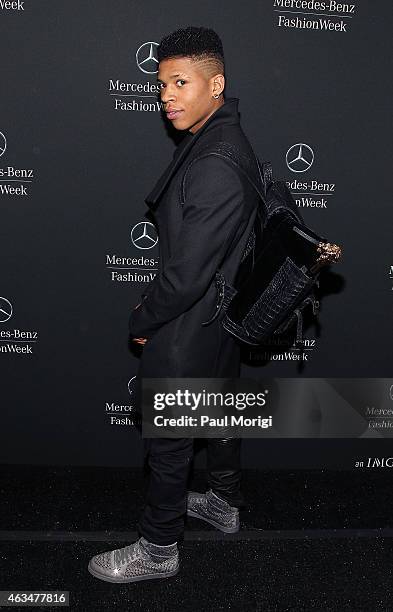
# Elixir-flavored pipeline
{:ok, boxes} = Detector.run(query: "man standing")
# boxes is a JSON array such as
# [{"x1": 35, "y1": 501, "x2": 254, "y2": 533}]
[{"x1": 88, "y1": 26, "x2": 262, "y2": 583}]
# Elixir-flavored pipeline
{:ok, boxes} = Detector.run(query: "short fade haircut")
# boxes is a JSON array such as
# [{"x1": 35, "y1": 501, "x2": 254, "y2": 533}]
[{"x1": 157, "y1": 26, "x2": 225, "y2": 80}]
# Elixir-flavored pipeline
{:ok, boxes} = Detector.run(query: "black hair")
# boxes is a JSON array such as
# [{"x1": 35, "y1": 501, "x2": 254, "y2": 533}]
[{"x1": 157, "y1": 26, "x2": 225, "y2": 78}]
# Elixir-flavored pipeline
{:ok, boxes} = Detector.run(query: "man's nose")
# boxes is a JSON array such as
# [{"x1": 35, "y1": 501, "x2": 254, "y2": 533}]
[{"x1": 160, "y1": 88, "x2": 176, "y2": 105}]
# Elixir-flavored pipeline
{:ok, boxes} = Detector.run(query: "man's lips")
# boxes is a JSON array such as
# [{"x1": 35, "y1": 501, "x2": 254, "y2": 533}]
[{"x1": 166, "y1": 109, "x2": 183, "y2": 120}]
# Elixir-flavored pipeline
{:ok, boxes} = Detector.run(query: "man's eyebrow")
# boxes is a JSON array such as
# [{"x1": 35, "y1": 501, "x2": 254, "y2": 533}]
[{"x1": 157, "y1": 73, "x2": 188, "y2": 82}]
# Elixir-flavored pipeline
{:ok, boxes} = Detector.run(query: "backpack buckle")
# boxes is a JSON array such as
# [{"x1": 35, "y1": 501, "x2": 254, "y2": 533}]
[{"x1": 201, "y1": 271, "x2": 226, "y2": 326}]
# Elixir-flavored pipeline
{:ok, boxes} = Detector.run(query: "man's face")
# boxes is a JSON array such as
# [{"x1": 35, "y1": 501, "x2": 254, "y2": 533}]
[{"x1": 157, "y1": 57, "x2": 224, "y2": 134}]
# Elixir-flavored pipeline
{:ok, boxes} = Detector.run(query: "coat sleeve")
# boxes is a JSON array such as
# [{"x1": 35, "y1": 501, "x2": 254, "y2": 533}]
[{"x1": 128, "y1": 154, "x2": 245, "y2": 339}]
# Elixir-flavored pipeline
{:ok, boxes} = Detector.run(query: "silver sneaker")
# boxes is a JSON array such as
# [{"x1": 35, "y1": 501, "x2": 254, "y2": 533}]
[
  {"x1": 187, "y1": 489, "x2": 240, "y2": 533},
  {"x1": 88, "y1": 536, "x2": 179, "y2": 583}
]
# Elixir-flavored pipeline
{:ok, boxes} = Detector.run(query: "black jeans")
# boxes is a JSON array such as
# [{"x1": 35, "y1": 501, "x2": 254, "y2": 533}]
[{"x1": 138, "y1": 437, "x2": 245, "y2": 545}]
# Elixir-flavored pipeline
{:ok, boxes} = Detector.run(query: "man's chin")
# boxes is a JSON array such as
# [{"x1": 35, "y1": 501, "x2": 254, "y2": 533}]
[{"x1": 171, "y1": 118, "x2": 187, "y2": 130}]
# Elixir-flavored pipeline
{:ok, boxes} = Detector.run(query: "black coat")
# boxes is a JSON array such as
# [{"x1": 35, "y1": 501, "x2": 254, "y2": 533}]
[{"x1": 129, "y1": 97, "x2": 261, "y2": 377}]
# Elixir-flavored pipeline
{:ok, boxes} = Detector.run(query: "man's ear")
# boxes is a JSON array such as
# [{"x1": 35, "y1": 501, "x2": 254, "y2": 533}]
[{"x1": 211, "y1": 73, "x2": 225, "y2": 97}]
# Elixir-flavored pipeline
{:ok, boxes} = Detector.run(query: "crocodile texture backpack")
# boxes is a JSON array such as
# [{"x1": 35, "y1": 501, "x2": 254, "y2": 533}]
[{"x1": 183, "y1": 141, "x2": 342, "y2": 348}]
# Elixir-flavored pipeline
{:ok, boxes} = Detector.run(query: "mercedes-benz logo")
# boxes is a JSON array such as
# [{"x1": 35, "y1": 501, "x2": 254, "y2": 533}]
[
  {"x1": 128, "y1": 376, "x2": 136, "y2": 396},
  {"x1": 0, "y1": 297, "x2": 13, "y2": 323},
  {"x1": 0, "y1": 132, "x2": 7, "y2": 158},
  {"x1": 286, "y1": 143, "x2": 314, "y2": 173},
  {"x1": 131, "y1": 222, "x2": 158, "y2": 250},
  {"x1": 136, "y1": 42, "x2": 159, "y2": 74}
]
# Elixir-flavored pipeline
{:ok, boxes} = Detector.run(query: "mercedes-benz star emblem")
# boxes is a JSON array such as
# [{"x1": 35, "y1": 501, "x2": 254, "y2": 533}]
[
  {"x1": 136, "y1": 42, "x2": 159, "y2": 74},
  {"x1": 286, "y1": 143, "x2": 314, "y2": 173},
  {"x1": 131, "y1": 222, "x2": 158, "y2": 249},
  {"x1": 0, "y1": 297, "x2": 13, "y2": 323},
  {"x1": 0, "y1": 132, "x2": 7, "y2": 158},
  {"x1": 128, "y1": 376, "x2": 136, "y2": 396}
]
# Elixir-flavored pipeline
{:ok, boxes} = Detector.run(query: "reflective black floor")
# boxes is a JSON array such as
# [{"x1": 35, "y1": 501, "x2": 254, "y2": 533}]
[{"x1": 1, "y1": 465, "x2": 392, "y2": 611}]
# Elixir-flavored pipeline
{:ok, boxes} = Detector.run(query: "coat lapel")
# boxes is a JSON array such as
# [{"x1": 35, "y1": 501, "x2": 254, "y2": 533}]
[{"x1": 144, "y1": 97, "x2": 240, "y2": 210}]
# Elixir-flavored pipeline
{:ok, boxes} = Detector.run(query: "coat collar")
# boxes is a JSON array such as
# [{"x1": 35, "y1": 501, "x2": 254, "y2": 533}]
[{"x1": 145, "y1": 97, "x2": 241, "y2": 209}]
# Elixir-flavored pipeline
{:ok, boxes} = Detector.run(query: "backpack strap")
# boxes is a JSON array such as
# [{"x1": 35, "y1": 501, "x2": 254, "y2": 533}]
[
  {"x1": 179, "y1": 142, "x2": 271, "y2": 327},
  {"x1": 256, "y1": 158, "x2": 273, "y2": 198},
  {"x1": 180, "y1": 141, "x2": 271, "y2": 222}
]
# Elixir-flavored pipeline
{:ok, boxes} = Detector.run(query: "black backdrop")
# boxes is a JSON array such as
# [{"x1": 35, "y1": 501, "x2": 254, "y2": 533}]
[{"x1": 1, "y1": 0, "x2": 392, "y2": 468}]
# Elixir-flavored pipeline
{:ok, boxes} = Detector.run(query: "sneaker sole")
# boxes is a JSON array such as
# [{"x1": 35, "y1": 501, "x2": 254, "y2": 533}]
[
  {"x1": 187, "y1": 509, "x2": 240, "y2": 533},
  {"x1": 88, "y1": 561, "x2": 179, "y2": 583}
]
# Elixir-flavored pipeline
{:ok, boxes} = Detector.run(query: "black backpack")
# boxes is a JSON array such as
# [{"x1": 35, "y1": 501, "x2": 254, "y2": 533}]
[{"x1": 190, "y1": 141, "x2": 342, "y2": 348}]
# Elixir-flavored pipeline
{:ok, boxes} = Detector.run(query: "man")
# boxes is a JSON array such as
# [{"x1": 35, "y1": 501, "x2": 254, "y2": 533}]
[{"x1": 88, "y1": 26, "x2": 262, "y2": 583}]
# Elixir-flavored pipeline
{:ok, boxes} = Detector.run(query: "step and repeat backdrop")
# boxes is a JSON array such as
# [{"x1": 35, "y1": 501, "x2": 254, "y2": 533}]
[{"x1": 1, "y1": 1, "x2": 392, "y2": 467}]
